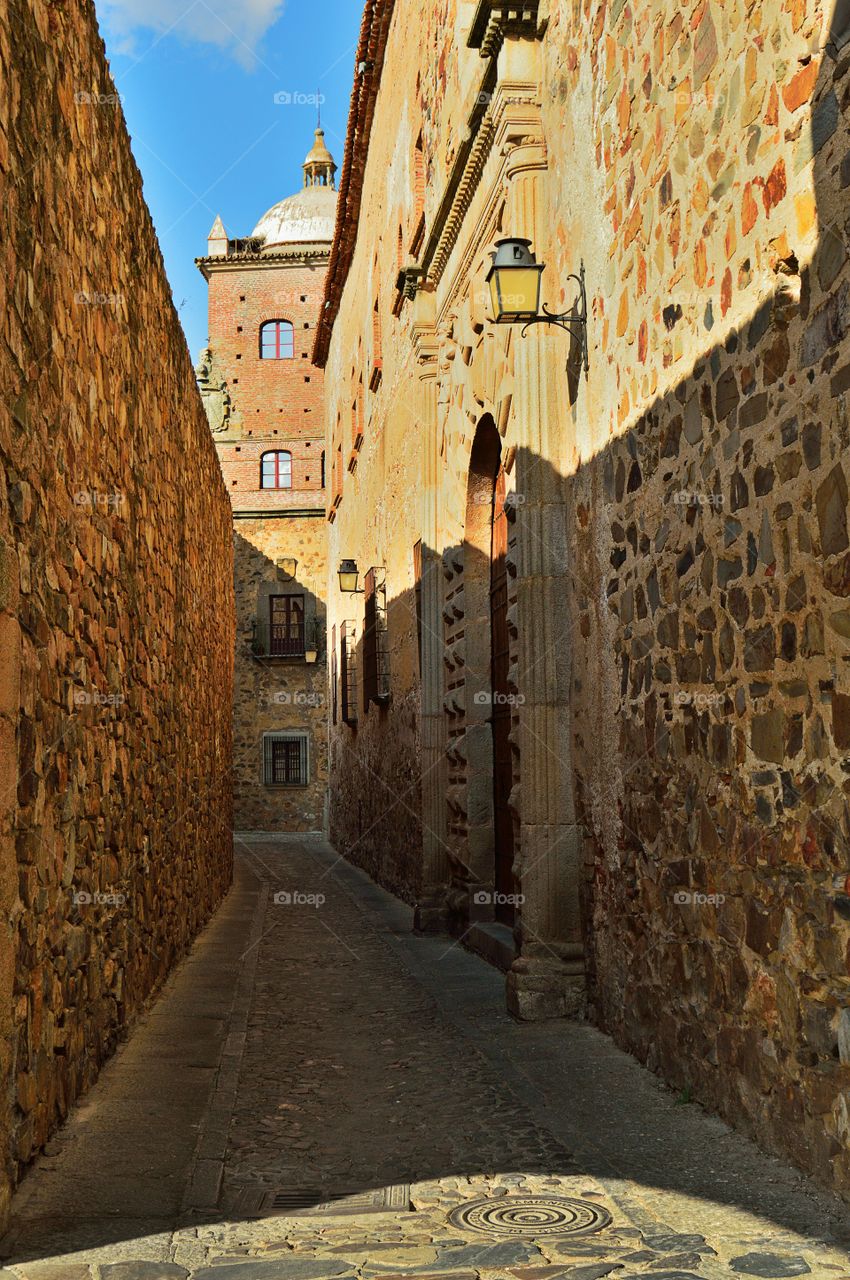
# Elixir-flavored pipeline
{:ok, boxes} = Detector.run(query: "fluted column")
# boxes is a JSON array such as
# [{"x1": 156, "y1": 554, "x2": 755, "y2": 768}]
[
  {"x1": 499, "y1": 102, "x2": 586, "y2": 1019},
  {"x1": 412, "y1": 290, "x2": 450, "y2": 932}
]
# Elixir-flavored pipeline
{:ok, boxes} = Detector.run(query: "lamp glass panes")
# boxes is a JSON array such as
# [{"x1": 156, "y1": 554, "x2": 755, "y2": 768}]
[{"x1": 486, "y1": 238, "x2": 544, "y2": 323}]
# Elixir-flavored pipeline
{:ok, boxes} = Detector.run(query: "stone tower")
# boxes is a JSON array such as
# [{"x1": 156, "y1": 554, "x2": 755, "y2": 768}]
[{"x1": 195, "y1": 130, "x2": 338, "y2": 833}]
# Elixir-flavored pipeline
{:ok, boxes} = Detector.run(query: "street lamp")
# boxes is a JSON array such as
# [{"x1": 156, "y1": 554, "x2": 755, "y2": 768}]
[
  {"x1": 338, "y1": 559, "x2": 362, "y2": 593},
  {"x1": 486, "y1": 237, "x2": 589, "y2": 372}
]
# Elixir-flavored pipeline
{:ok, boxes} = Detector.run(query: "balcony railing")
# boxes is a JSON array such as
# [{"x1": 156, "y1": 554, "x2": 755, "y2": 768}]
[{"x1": 250, "y1": 621, "x2": 305, "y2": 658}]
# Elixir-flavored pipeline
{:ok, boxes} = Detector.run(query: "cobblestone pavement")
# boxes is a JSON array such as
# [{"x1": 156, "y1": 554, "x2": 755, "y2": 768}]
[{"x1": 2, "y1": 836, "x2": 850, "y2": 1280}]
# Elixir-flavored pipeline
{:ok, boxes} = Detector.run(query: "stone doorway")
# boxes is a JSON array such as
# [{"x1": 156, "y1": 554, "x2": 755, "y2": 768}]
[{"x1": 463, "y1": 415, "x2": 517, "y2": 935}]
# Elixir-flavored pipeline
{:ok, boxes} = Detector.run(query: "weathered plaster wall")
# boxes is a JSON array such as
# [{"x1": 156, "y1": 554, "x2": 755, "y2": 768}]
[
  {"x1": 546, "y1": 0, "x2": 850, "y2": 1194},
  {"x1": 0, "y1": 0, "x2": 234, "y2": 1222}
]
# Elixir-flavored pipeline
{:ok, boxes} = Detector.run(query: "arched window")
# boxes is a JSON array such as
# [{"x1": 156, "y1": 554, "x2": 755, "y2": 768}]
[
  {"x1": 261, "y1": 450, "x2": 292, "y2": 489},
  {"x1": 260, "y1": 320, "x2": 294, "y2": 360}
]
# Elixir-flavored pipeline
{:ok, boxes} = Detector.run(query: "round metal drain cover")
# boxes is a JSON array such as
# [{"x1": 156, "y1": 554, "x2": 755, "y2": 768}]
[{"x1": 448, "y1": 1194, "x2": 612, "y2": 1238}]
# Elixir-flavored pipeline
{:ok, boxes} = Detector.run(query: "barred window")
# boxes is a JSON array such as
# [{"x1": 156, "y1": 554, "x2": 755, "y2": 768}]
[
  {"x1": 263, "y1": 732, "x2": 309, "y2": 786},
  {"x1": 363, "y1": 567, "x2": 389, "y2": 710},
  {"x1": 340, "y1": 621, "x2": 358, "y2": 726}
]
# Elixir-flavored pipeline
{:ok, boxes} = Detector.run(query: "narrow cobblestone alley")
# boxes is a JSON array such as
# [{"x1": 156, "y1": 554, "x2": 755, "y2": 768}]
[{"x1": 1, "y1": 838, "x2": 849, "y2": 1280}]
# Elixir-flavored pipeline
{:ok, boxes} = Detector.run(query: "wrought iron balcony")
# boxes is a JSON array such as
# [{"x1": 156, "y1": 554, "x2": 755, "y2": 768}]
[{"x1": 249, "y1": 619, "x2": 323, "y2": 662}]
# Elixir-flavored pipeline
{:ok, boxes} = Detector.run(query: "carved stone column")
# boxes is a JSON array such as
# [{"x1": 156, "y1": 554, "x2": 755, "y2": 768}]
[
  {"x1": 412, "y1": 290, "x2": 450, "y2": 932},
  {"x1": 495, "y1": 64, "x2": 586, "y2": 1020}
]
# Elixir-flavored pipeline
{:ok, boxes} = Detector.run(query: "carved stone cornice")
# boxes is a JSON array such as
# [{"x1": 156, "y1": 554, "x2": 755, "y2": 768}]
[
  {"x1": 467, "y1": 0, "x2": 547, "y2": 59},
  {"x1": 414, "y1": 78, "x2": 543, "y2": 300},
  {"x1": 412, "y1": 290, "x2": 440, "y2": 375}
]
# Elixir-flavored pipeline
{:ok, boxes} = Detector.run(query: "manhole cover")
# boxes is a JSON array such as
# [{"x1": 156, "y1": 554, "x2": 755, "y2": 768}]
[{"x1": 448, "y1": 1195, "x2": 612, "y2": 1238}]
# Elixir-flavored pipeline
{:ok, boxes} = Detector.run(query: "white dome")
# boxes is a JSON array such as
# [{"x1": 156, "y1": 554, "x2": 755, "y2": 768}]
[{"x1": 251, "y1": 184, "x2": 337, "y2": 250}]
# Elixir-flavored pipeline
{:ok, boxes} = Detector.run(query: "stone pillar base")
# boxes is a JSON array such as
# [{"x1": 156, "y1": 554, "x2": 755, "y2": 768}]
[
  {"x1": 506, "y1": 954, "x2": 587, "y2": 1021},
  {"x1": 413, "y1": 889, "x2": 452, "y2": 934}
]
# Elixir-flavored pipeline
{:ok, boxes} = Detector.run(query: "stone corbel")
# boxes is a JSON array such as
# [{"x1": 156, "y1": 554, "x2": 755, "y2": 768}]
[
  {"x1": 411, "y1": 287, "x2": 439, "y2": 374},
  {"x1": 467, "y1": 0, "x2": 548, "y2": 59}
]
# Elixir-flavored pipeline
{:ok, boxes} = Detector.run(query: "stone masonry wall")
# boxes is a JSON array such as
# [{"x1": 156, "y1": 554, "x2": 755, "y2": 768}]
[
  {"x1": 233, "y1": 516, "x2": 328, "y2": 832},
  {"x1": 0, "y1": 0, "x2": 234, "y2": 1225},
  {"x1": 322, "y1": 0, "x2": 850, "y2": 1199},
  {"x1": 549, "y1": 0, "x2": 850, "y2": 1196}
]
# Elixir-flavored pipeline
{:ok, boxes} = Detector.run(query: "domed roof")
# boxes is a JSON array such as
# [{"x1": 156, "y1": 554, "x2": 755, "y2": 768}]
[
  {"x1": 251, "y1": 184, "x2": 338, "y2": 250},
  {"x1": 250, "y1": 127, "x2": 338, "y2": 252}
]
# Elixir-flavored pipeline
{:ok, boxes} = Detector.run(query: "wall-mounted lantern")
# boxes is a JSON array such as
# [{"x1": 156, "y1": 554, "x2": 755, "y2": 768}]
[
  {"x1": 305, "y1": 615, "x2": 322, "y2": 664},
  {"x1": 338, "y1": 559, "x2": 363, "y2": 593},
  {"x1": 486, "y1": 237, "x2": 589, "y2": 373}
]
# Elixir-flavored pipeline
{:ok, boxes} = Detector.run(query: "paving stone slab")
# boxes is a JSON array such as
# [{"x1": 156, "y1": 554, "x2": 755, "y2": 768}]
[
  {"x1": 429, "y1": 1244, "x2": 544, "y2": 1268},
  {"x1": 643, "y1": 1238, "x2": 712, "y2": 1255},
  {"x1": 195, "y1": 1263, "x2": 354, "y2": 1280},
  {"x1": 617, "y1": 1273, "x2": 704, "y2": 1280},
  {"x1": 100, "y1": 1267, "x2": 189, "y2": 1280},
  {"x1": 507, "y1": 1264, "x2": 623, "y2": 1280},
  {"x1": 729, "y1": 1256, "x2": 812, "y2": 1277},
  {"x1": 8, "y1": 1268, "x2": 93, "y2": 1280}
]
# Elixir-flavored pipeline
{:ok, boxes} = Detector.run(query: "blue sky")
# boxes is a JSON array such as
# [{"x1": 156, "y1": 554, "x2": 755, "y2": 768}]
[{"x1": 97, "y1": 0, "x2": 361, "y2": 360}]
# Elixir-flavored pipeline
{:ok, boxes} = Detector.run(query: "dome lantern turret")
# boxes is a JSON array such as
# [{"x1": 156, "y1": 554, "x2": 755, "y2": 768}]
[{"x1": 302, "y1": 127, "x2": 337, "y2": 189}]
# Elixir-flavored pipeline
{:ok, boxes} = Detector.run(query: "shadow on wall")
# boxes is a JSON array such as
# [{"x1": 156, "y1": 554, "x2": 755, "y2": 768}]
[
  {"x1": 330, "y1": 18, "x2": 850, "y2": 1200},
  {"x1": 568, "y1": 21, "x2": 850, "y2": 1198},
  {"x1": 328, "y1": 579, "x2": 424, "y2": 904},
  {"x1": 232, "y1": 532, "x2": 328, "y2": 834}
]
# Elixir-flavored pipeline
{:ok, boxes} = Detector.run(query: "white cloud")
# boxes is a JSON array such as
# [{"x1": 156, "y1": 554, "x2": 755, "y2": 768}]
[{"x1": 99, "y1": 0, "x2": 285, "y2": 69}]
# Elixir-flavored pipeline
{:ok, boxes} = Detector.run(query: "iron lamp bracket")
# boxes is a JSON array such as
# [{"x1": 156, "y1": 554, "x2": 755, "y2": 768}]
[{"x1": 519, "y1": 266, "x2": 589, "y2": 374}]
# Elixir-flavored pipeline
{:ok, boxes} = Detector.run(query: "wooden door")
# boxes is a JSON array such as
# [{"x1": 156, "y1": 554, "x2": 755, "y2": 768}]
[{"x1": 490, "y1": 467, "x2": 516, "y2": 924}]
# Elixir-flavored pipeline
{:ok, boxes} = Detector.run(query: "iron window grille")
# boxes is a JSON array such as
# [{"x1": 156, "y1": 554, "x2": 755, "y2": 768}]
[
  {"x1": 340, "y1": 621, "x2": 358, "y2": 726},
  {"x1": 363, "y1": 567, "x2": 390, "y2": 709},
  {"x1": 263, "y1": 732, "x2": 309, "y2": 786}
]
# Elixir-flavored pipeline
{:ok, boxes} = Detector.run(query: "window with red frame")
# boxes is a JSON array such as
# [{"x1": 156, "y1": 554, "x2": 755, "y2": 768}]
[
  {"x1": 260, "y1": 319, "x2": 295, "y2": 359},
  {"x1": 261, "y1": 450, "x2": 292, "y2": 489}
]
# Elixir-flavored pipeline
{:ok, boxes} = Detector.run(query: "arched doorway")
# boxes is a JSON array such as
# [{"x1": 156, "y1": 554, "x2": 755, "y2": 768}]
[{"x1": 463, "y1": 416, "x2": 517, "y2": 927}]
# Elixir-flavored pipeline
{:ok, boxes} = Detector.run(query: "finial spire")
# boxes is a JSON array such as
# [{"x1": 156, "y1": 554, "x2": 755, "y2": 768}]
[{"x1": 302, "y1": 121, "x2": 337, "y2": 190}]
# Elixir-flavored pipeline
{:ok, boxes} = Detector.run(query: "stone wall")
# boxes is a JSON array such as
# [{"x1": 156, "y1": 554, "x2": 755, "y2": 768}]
[
  {"x1": 233, "y1": 516, "x2": 328, "y2": 832},
  {"x1": 548, "y1": 0, "x2": 850, "y2": 1196},
  {"x1": 0, "y1": 0, "x2": 234, "y2": 1224},
  {"x1": 320, "y1": 0, "x2": 850, "y2": 1199}
]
